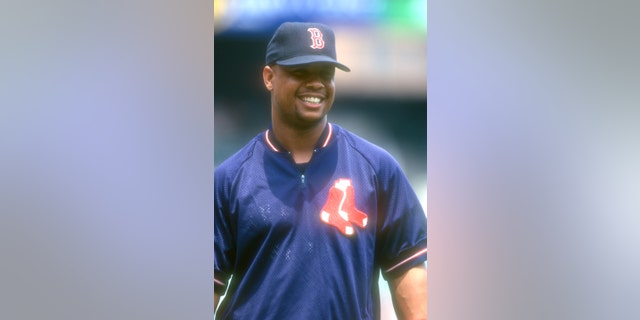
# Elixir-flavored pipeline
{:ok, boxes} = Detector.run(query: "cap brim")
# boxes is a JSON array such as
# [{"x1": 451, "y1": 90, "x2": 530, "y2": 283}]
[{"x1": 276, "y1": 55, "x2": 350, "y2": 72}]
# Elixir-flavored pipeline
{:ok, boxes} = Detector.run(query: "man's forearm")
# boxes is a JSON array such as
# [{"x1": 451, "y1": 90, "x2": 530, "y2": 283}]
[{"x1": 388, "y1": 263, "x2": 428, "y2": 320}]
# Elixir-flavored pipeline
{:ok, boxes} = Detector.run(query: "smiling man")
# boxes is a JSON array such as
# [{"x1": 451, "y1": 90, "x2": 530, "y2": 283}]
[{"x1": 214, "y1": 22, "x2": 428, "y2": 320}]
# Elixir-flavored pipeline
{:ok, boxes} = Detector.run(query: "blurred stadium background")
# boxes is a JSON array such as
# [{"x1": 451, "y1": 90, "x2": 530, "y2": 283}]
[{"x1": 214, "y1": 0, "x2": 427, "y2": 318}]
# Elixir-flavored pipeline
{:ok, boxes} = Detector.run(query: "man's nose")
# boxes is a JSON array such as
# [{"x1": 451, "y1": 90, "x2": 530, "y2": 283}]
[{"x1": 305, "y1": 77, "x2": 324, "y2": 90}]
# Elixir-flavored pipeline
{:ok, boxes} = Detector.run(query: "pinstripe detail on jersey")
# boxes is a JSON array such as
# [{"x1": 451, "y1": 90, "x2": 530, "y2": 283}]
[{"x1": 385, "y1": 247, "x2": 428, "y2": 273}]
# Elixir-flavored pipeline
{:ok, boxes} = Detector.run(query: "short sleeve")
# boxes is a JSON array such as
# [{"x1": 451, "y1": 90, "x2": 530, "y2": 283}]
[{"x1": 376, "y1": 162, "x2": 427, "y2": 280}]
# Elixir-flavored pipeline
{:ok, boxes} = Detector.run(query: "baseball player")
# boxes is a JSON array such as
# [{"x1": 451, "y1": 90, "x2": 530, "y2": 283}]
[{"x1": 214, "y1": 22, "x2": 427, "y2": 320}]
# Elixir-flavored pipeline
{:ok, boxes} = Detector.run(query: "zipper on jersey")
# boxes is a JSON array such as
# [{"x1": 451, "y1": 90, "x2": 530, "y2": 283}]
[{"x1": 290, "y1": 152, "x2": 310, "y2": 187}]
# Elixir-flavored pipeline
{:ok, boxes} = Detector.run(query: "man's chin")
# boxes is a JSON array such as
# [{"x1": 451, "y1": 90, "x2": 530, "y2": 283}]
[{"x1": 293, "y1": 114, "x2": 327, "y2": 129}]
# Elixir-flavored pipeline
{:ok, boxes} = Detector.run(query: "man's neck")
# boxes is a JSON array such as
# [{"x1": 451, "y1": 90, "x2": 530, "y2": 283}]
[{"x1": 272, "y1": 120, "x2": 326, "y2": 164}]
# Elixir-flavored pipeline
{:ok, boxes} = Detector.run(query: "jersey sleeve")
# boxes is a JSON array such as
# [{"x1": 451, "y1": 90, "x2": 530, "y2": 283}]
[
  {"x1": 214, "y1": 168, "x2": 235, "y2": 295},
  {"x1": 376, "y1": 160, "x2": 427, "y2": 280}
]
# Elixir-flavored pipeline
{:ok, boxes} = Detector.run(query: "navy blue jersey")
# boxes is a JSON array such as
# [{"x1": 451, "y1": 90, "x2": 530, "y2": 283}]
[{"x1": 214, "y1": 123, "x2": 427, "y2": 320}]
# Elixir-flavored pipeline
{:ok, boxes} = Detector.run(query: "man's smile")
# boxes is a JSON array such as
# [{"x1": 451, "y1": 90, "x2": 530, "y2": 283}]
[
  {"x1": 301, "y1": 96, "x2": 322, "y2": 104},
  {"x1": 298, "y1": 94, "x2": 325, "y2": 107}
]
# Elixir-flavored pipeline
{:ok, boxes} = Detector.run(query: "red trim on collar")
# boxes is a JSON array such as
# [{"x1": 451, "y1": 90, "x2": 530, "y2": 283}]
[
  {"x1": 321, "y1": 123, "x2": 333, "y2": 148},
  {"x1": 264, "y1": 123, "x2": 334, "y2": 153},
  {"x1": 265, "y1": 129, "x2": 279, "y2": 152}
]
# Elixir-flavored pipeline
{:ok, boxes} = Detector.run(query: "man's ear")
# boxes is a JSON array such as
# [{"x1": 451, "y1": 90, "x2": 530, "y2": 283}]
[{"x1": 263, "y1": 65, "x2": 274, "y2": 91}]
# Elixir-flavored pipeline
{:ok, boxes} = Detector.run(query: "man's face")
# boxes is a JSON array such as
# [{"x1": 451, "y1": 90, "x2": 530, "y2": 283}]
[{"x1": 264, "y1": 63, "x2": 336, "y2": 129}]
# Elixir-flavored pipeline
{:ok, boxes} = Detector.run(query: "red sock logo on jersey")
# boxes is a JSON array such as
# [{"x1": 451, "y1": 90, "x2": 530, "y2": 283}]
[{"x1": 320, "y1": 179, "x2": 368, "y2": 236}]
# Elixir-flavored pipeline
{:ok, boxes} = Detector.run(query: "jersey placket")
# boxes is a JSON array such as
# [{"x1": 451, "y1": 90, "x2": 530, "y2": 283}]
[{"x1": 265, "y1": 124, "x2": 333, "y2": 188}]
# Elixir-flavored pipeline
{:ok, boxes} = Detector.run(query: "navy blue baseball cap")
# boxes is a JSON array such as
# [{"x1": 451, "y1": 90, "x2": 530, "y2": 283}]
[{"x1": 265, "y1": 22, "x2": 350, "y2": 72}]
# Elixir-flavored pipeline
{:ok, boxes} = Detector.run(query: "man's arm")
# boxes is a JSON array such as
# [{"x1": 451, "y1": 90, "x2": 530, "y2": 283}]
[{"x1": 388, "y1": 263, "x2": 428, "y2": 320}]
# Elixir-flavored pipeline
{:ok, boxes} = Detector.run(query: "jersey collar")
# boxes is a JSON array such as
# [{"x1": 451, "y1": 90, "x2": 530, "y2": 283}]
[{"x1": 264, "y1": 122, "x2": 333, "y2": 153}]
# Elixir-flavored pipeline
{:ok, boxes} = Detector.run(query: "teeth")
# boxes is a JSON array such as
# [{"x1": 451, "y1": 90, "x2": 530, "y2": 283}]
[{"x1": 302, "y1": 97, "x2": 321, "y2": 104}]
